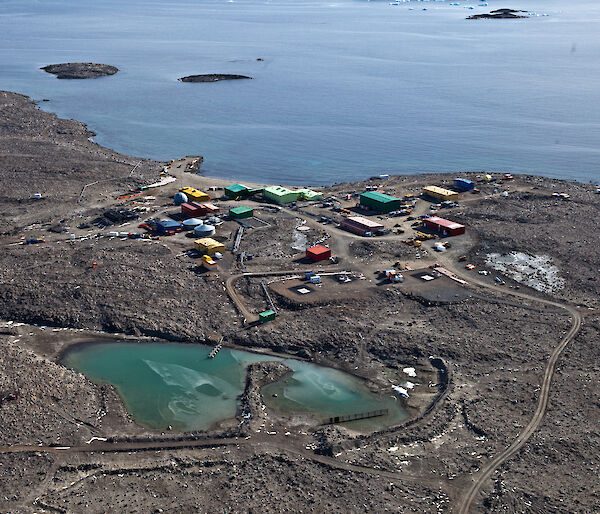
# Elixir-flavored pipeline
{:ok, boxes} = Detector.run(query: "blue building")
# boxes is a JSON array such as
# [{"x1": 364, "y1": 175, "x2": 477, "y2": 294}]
[
  {"x1": 454, "y1": 178, "x2": 474, "y2": 192},
  {"x1": 155, "y1": 220, "x2": 183, "y2": 235}
]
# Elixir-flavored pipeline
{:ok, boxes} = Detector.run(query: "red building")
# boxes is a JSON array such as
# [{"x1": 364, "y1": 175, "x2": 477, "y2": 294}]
[
  {"x1": 200, "y1": 203, "x2": 219, "y2": 215},
  {"x1": 181, "y1": 202, "x2": 203, "y2": 217},
  {"x1": 181, "y1": 202, "x2": 220, "y2": 218},
  {"x1": 306, "y1": 245, "x2": 331, "y2": 262},
  {"x1": 423, "y1": 216, "x2": 465, "y2": 236}
]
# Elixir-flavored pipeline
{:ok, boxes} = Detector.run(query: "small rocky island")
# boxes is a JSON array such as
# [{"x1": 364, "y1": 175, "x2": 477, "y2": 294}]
[
  {"x1": 468, "y1": 8, "x2": 528, "y2": 20},
  {"x1": 41, "y1": 63, "x2": 119, "y2": 79},
  {"x1": 179, "y1": 74, "x2": 252, "y2": 83}
]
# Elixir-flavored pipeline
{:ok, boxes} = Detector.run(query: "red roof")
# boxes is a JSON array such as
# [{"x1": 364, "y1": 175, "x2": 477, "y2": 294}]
[
  {"x1": 307, "y1": 245, "x2": 330, "y2": 255},
  {"x1": 182, "y1": 202, "x2": 201, "y2": 211},
  {"x1": 424, "y1": 216, "x2": 464, "y2": 230}
]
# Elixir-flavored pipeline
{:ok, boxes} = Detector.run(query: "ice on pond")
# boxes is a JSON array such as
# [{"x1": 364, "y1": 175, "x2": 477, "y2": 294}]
[{"x1": 485, "y1": 252, "x2": 565, "y2": 294}]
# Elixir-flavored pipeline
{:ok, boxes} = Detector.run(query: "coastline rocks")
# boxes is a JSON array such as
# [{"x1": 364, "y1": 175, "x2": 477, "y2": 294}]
[
  {"x1": 41, "y1": 63, "x2": 119, "y2": 79},
  {"x1": 468, "y1": 8, "x2": 528, "y2": 20},
  {"x1": 179, "y1": 74, "x2": 252, "y2": 83}
]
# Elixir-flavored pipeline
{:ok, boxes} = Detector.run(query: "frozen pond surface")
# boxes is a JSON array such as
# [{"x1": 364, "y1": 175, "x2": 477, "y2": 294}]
[
  {"x1": 62, "y1": 341, "x2": 408, "y2": 431},
  {"x1": 486, "y1": 252, "x2": 565, "y2": 293}
]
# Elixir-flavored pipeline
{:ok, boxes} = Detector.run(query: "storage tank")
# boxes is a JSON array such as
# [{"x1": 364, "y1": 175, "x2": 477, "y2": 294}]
[
  {"x1": 182, "y1": 218, "x2": 204, "y2": 230},
  {"x1": 193, "y1": 224, "x2": 216, "y2": 237},
  {"x1": 174, "y1": 192, "x2": 188, "y2": 205}
]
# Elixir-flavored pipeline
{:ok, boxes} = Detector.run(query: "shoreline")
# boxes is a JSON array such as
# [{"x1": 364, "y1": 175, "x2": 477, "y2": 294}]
[{"x1": 23, "y1": 90, "x2": 597, "y2": 188}]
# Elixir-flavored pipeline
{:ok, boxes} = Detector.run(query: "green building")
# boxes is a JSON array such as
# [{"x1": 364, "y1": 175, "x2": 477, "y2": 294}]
[
  {"x1": 359, "y1": 191, "x2": 402, "y2": 213},
  {"x1": 296, "y1": 188, "x2": 323, "y2": 201},
  {"x1": 258, "y1": 310, "x2": 277, "y2": 323},
  {"x1": 225, "y1": 183, "x2": 249, "y2": 199},
  {"x1": 229, "y1": 206, "x2": 254, "y2": 219},
  {"x1": 263, "y1": 186, "x2": 299, "y2": 204}
]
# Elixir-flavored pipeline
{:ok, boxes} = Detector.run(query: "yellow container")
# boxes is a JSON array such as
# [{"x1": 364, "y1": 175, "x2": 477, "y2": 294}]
[
  {"x1": 180, "y1": 187, "x2": 210, "y2": 202},
  {"x1": 422, "y1": 186, "x2": 459, "y2": 201},
  {"x1": 195, "y1": 238, "x2": 225, "y2": 255}
]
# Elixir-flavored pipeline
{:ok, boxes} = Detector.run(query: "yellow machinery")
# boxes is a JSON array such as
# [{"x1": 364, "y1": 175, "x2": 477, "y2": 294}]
[{"x1": 201, "y1": 254, "x2": 217, "y2": 270}]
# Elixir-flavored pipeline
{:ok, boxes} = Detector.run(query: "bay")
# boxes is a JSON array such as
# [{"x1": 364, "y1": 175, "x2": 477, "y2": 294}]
[{"x1": 1, "y1": 0, "x2": 598, "y2": 185}]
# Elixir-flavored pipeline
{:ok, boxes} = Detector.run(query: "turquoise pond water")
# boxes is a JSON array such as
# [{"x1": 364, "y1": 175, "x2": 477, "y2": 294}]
[
  {"x1": 1, "y1": 0, "x2": 599, "y2": 185},
  {"x1": 62, "y1": 342, "x2": 408, "y2": 431}
]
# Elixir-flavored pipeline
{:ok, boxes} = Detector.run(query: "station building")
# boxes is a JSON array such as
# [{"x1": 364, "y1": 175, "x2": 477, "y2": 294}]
[
  {"x1": 263, "y1": 186, "x2": 299, "y2": 204},
  {"x1": 306, "y1": 245, "x2": 331, "y2": 262},
  {"x1": 454, "y1": 178, "x2": 474, "y2": 192},
  {"x1": 195, "y1": 238, "x2": 225, "y2": 255},
  {"x1": 423, "y1": 216, "x2": 465, "y2": 236},
  {"x1": 229, "y1": 206, "x2": 254, "y2": 219},
  {"x1": 359, "y1": 191, "x2": 402, "y2": 213},
  {"x1": 340, "y1": 216, "x2": 384, "y2": 236},
  {"x1": 225, "y1": 184, "x2": 250, "y2": 199},
  {"x1": 422, "y1": 186, "x2": 459, "y2": 202},
  {"x1": 179, "y1": 187, "x2": 210, "y2": 202}
]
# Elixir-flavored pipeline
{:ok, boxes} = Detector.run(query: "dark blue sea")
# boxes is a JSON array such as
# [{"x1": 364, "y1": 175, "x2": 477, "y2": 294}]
[{"x1": 1, "y1": 0, "x2": 599, "y2": 185}]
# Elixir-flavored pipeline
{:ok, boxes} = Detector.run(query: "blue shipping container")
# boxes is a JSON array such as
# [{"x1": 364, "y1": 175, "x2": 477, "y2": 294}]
[{"x1": 454, "y1": 178, "x2": 474, "y2": 192}]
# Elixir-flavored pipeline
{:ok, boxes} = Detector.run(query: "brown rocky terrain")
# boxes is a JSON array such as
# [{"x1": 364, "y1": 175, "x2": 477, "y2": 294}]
[{"x1": 0, "y1": 90, "x2": 599, "y2": 513}]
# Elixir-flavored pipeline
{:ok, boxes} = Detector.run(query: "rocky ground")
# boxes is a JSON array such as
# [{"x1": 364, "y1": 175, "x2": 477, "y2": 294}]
[
  {"x1": 41, "y1": 63, "x2": 119, "y2": 79},
  {"x1": 0, "y1": 91, "x2": 599, "y2": 512},
  {"x1": 179, "y1": 74, "x2": 252, "y2": 83}
]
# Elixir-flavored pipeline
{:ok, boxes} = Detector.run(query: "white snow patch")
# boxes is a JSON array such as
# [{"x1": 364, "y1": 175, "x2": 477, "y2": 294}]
[
  {"x1": 291, "y1": 220, "x2": 309, "y2": 251},
  {"x1": 485, "y1": 252, "x2": 565, "y2": 294},
  {"x1": 403, "y1": 367, "x2": 417, "y2": 377},
  {"x1": 393, "y1": 385, "x2": 409, "y2": 397}
]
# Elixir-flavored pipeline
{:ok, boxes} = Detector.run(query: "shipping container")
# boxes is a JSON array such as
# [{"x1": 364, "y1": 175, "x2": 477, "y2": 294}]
[{"x1": 306, "y1": 245, "x2": 331, "y2": 261}]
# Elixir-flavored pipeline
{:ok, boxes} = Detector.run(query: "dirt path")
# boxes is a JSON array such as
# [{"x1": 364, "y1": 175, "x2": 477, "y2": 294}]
[
  {"x1": 457, "y1": 306, "x2": 582, "y2": 512},
  {"x1": 435, "y1": 257, "x2": 585, "y2": 513},
  {"x1": 0, "y1": 436, "x2": 447, "y2": 490},
  {"x1": 224, "y1": 268, "x2": 347, "y2": 324}
]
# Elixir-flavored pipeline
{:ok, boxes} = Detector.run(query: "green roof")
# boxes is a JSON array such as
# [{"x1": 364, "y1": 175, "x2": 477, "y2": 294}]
[
  {"x1": 360, "y1": 191, "x2": 400, "y2": 203},
  {"x1": 230, "y1": 206, "x2": 253, "y2": 215},
  {"x1": 296, "y1": 188, "x2": 323, "y2": 200},
  {"x1": 259, "y1": 310, "x2": 277, "y2": 321},
  {"x1": 264, "y1": 185, "x2": 296, "y2": 197},
  {"x1": 226, "y1": 184, "x2": 248, "y2": 193}
]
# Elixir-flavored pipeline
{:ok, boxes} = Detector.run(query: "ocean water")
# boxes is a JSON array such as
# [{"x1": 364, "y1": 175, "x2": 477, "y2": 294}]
[
  {"x1": 62, "y1": 342, "x2": 407, "y2": 431},
  {"x1": 1, "y1": 0, "x2": 599, "y2": 185}
]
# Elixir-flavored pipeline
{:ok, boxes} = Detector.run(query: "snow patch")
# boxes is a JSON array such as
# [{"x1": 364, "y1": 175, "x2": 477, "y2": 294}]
[
  {"x1": 485, "y1": 252, "x2": 565, "y2": 294},
  {"x1": 403, "y1": 367, "x2": 417, "y2": 377}
]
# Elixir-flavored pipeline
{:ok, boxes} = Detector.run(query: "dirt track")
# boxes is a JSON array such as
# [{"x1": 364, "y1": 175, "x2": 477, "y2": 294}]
[{"x1": 437, "y1": 259, "x2": 585, "y2": 512}]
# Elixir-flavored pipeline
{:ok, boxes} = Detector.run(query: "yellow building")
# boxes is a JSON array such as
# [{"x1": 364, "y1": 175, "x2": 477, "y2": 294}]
[
  {"x1": 179, "y1": 187, "x2": 210, "y2": 202},
  {"x1": 422, "y1": 186, "x2": 459, "y2": 202},
  {"x1": 195, "y1": 238, "x2": 225, "y2": 255}
]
